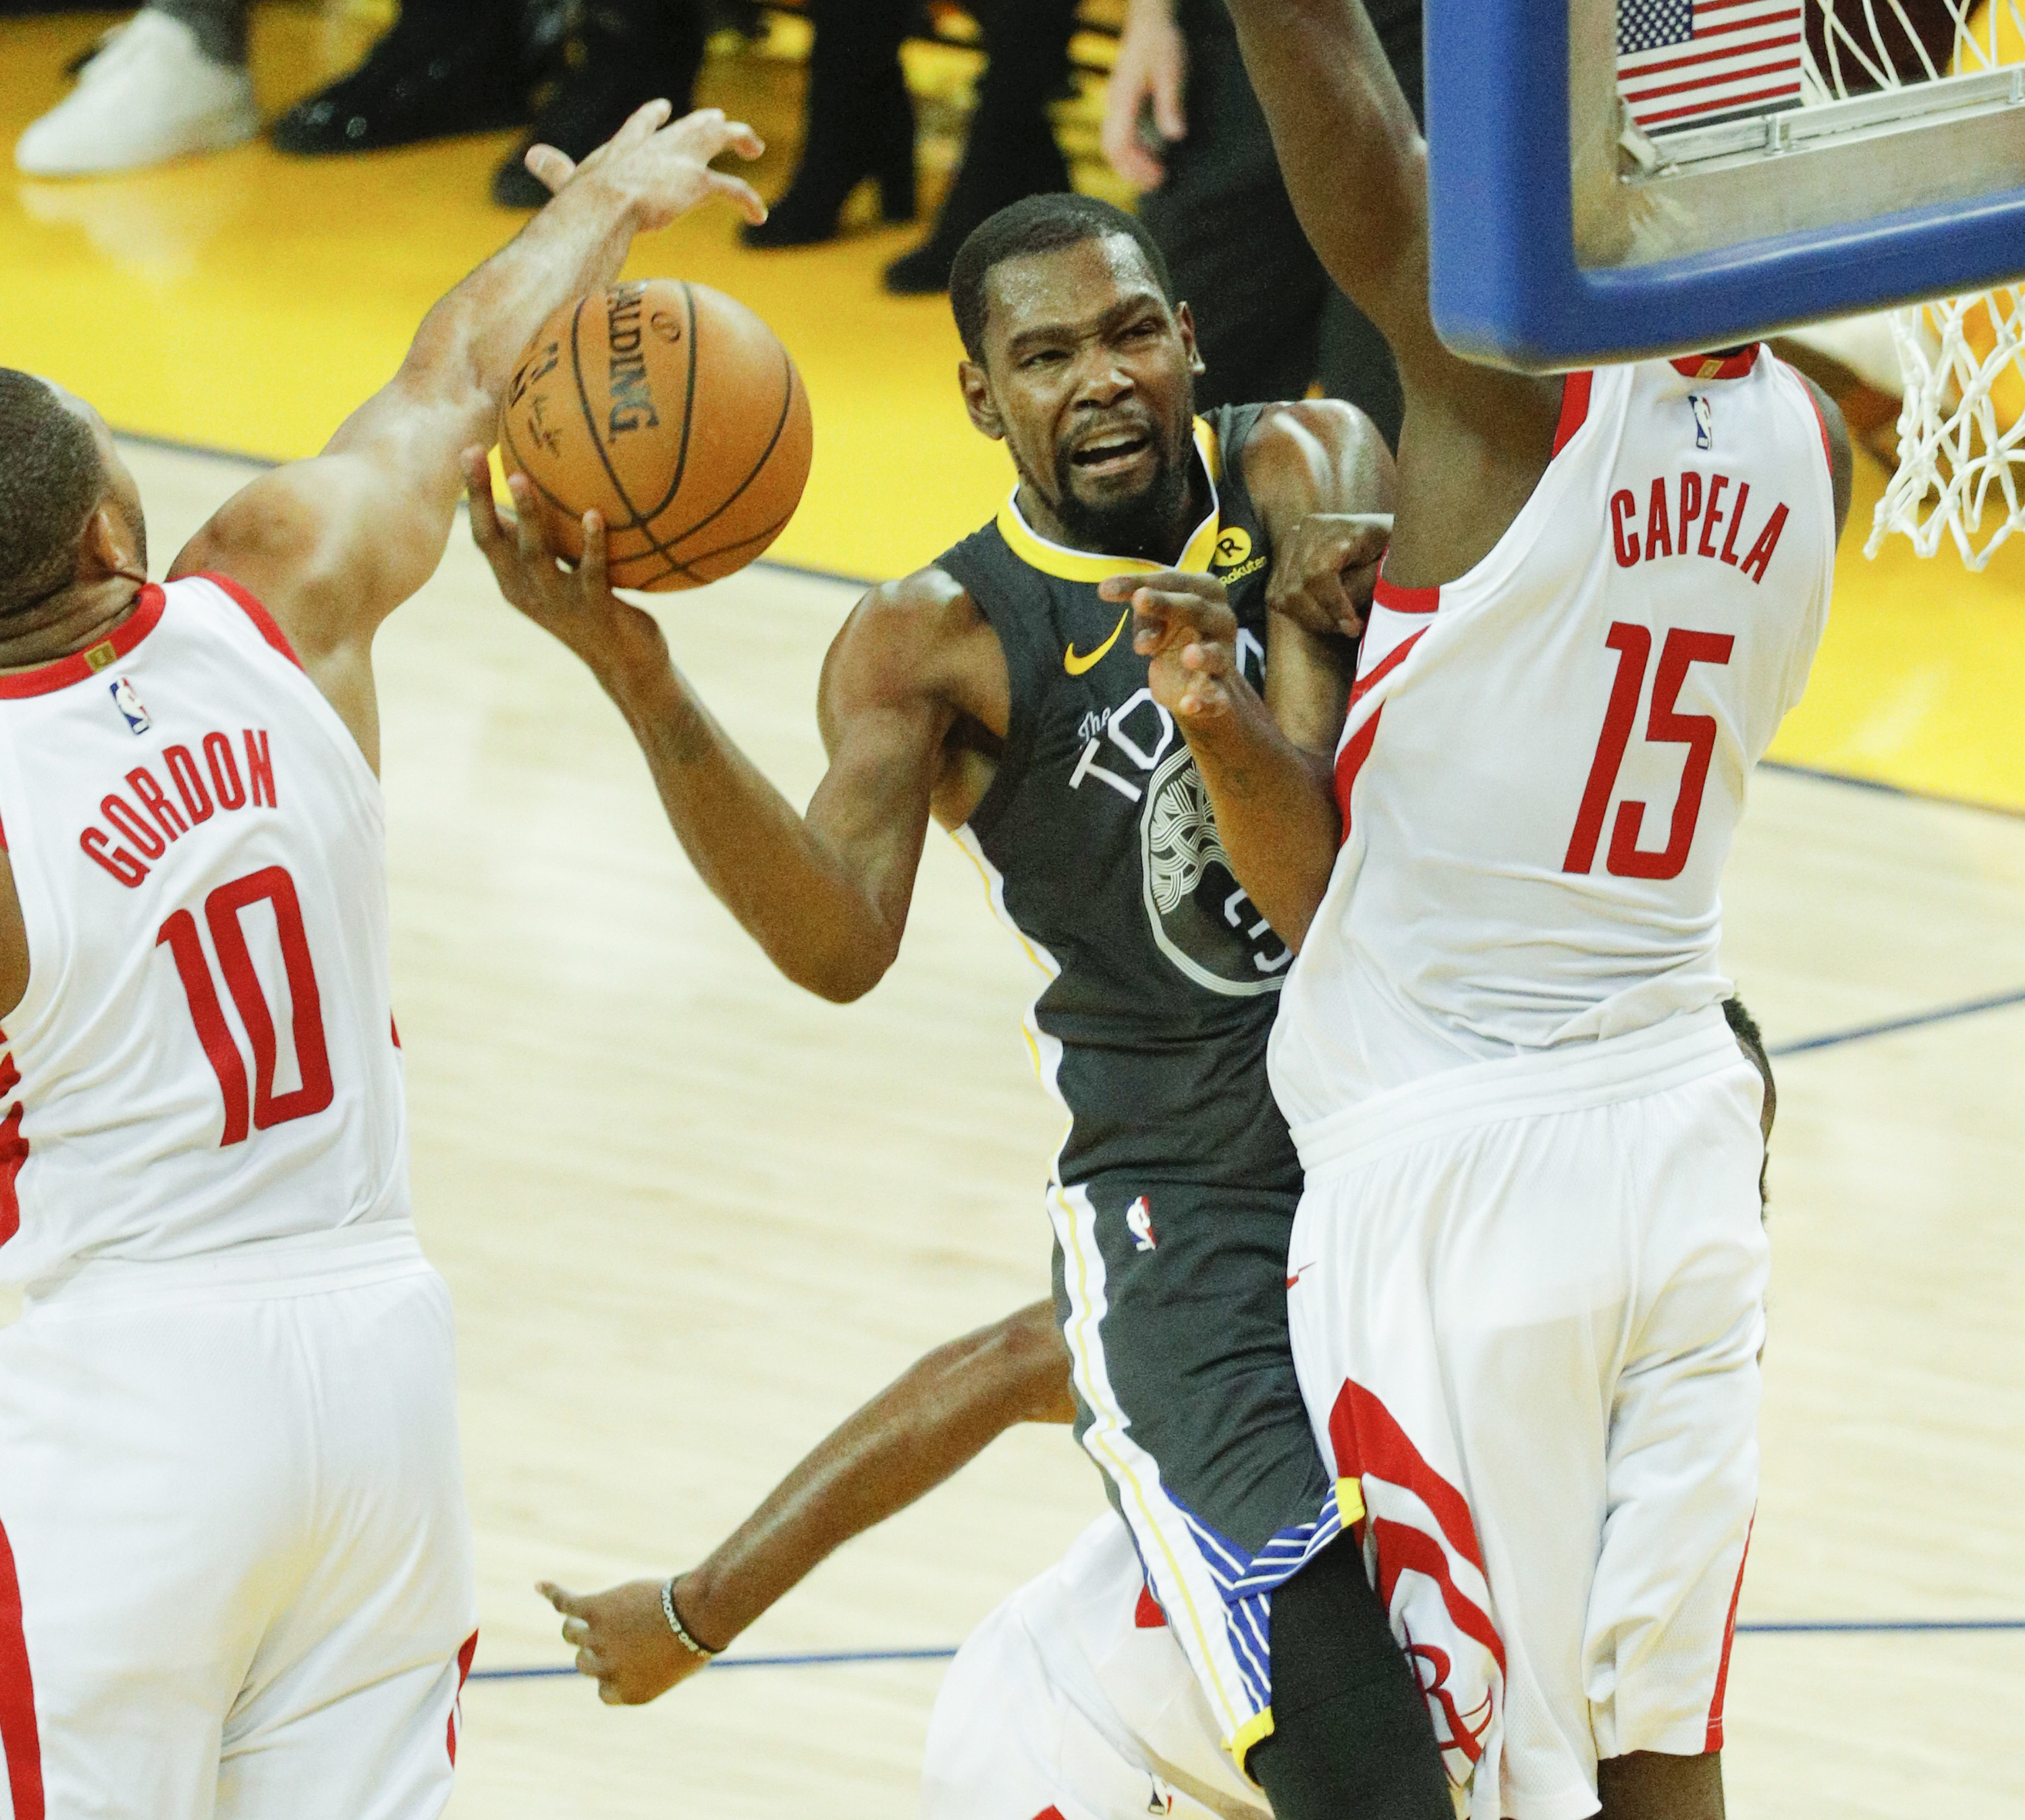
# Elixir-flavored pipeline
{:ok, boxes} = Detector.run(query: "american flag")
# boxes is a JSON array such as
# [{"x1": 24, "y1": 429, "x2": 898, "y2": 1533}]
[{"x1": 1617, "y1": 0, "x2": 1806, "y2": 134}]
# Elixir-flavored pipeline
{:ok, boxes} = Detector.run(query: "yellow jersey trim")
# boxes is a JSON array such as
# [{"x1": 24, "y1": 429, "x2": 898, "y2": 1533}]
[
  {"x1": 1229, "y1": 1705, "x2": 1276, "y2": 1777},
  {"x1": 995, "y1": 417, "x2": 1225, "y2": 583},
  {"x1": 1337, "y1": 1475, "x2": 1367, "y2": 1526}
]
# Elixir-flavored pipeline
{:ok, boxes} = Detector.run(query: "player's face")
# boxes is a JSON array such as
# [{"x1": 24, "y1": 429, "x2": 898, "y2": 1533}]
[{"x1": 970, "y1": 237, "x2": 1204, "y2": 555}]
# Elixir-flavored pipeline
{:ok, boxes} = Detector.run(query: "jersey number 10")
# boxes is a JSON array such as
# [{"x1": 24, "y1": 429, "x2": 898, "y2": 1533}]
[
  {"x1": 1564, "y1": 624, "x2": 1735, "y2": 882},
  {"x1": 156, "y1": 865, "x2": 334, "y2": 1146}
]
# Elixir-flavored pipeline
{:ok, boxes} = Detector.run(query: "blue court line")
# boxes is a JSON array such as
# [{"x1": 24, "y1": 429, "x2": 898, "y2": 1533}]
[
  {"x1": 470, "y1": 1646, "x2": 959, "y2": 1682},
  {"x1": 468, "y1": 1619, "x2": 2025, "y2": 1683},
  {"x1": 1769, "y1": 986, "x2": 2025, "y2": 1057},
  {"x1": 1759, "y1": 759, "x2": 2025, "y2": 823}
]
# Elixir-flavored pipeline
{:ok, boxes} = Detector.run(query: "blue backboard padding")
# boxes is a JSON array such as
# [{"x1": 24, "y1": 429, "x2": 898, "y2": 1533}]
[{"x1": 1424, "y1": 0, "x2": 2025, "y2": 369}]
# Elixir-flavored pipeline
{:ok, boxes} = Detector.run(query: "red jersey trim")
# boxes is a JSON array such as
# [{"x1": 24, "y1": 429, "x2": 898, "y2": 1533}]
[
  {"x1": 0, "y1": 1511, "x2": 43, "y2": 1820},
  {"x1": 1671, "y1": 344, "x2": 1762, "y2": 383},
  {"x1": 0, "y1": 585, "x2": 165, "y2": 701},
  {"x1": 1552, "y1": 370, "x2": 1594, "y2": 456},
  {"x1": 1371, "y1": 574, "x2": 1440, "y2": 614},
  {"x1": 199, "y1": 572, "x2": 306, "y2": 672},
  {"x1": 1349, "y1": 627, "x2": 1428, "y2": 707},
  {"x1": 1789, "y1": 370, "x2": 1837, "y2": 477}
]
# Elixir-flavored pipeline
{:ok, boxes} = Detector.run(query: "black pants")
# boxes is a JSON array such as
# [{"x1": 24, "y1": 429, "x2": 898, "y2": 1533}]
[{"x1": 1141, "y1": 1, "x2": 1425, "y2": 448}]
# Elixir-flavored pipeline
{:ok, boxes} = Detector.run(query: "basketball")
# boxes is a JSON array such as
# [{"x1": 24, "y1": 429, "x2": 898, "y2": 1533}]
[{"x1": 497, "y1": 277, "x2": 814, "y2": 591}]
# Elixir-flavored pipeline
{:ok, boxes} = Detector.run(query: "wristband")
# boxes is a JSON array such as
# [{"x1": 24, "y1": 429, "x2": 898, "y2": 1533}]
[{"x1": 661, "y1": 1577, "x2": 722, "y2": 1662}]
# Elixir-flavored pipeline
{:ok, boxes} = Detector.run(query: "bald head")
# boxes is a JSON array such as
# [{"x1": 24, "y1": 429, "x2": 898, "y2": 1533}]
[{"x1": 0, "y1": 369, "x2": 112, "y2": 617}]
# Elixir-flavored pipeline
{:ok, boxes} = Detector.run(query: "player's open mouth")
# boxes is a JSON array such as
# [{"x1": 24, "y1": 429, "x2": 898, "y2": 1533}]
[{"x1": 1070, "y1": 433, "x2": 1153, "y2": 477}]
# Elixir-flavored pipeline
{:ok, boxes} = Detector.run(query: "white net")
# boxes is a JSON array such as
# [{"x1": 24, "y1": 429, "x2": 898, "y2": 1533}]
[{"x1": 1800, "y1": 0, "x2": 2025, "y2": 565}]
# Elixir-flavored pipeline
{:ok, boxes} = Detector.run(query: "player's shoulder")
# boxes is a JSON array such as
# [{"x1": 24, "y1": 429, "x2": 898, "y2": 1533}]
[
  {"x1": 824, "y1": 562, "x2": 1000, "y2": 706},
  {"x1": 1233, "y1": 398, "x2": 1392, "y2": 515}
]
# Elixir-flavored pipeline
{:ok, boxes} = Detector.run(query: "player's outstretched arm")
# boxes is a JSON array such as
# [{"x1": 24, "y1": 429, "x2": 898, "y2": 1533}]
[
  {"x1": 470, "y1": 480, "x2": 993, "y2": 1002},
  {"x1": 539, "y1": 1302, "x2": 1074, "y2": 1705},
  {"x1": 167, "y1": 103, "x2": 765, "y2": 770},
  {"x1": 1220, "y1": 0, "x2": 1565, "y2": 583}
]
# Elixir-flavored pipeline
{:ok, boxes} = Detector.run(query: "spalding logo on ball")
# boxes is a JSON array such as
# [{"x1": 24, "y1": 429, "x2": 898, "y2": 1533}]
[{"x1": 497, "y1": 277, "x2": 814, "y2": 591}]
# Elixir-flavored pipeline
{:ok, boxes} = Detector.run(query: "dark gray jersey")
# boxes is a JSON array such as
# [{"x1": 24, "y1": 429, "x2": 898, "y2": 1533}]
[{"x1": 941, "y1": 406, "x2": 1299, "y2": 1194}]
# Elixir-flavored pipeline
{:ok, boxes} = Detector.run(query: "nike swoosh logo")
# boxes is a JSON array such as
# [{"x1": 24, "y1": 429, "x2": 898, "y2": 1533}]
[{"x1": 1064, "y1": 609, "x2": 1129, "y2": 676}]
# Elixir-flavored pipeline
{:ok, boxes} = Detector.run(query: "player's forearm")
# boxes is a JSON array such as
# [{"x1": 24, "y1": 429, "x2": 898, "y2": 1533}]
[
  {"x1": 327, "y1": 170, "x2": 644, "y2": 487},
  {"x1": 1220, "y1": 0, "x2": 1428, "y2": 348},
  {"x1": 605, "y1": 660, "x2": 913, "y2": 1003},
  {"x1": 1185, "y1": 685, "x2": 1341, "y2": 951},
  {"x1": 676, "y1": 1304, "x2": 1074, "y2": 1651}
]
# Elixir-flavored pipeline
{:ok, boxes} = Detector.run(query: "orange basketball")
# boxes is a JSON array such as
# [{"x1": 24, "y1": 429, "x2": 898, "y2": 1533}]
[{"x1": 497, "y1": 278, "x2": 814, "y2": 591}]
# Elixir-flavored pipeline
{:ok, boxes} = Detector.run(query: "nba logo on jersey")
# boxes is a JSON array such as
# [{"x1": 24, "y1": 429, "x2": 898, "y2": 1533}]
[
  {"x1": 109, "y1": 676, "x2": 151, "y2": 734},
  {"x1": 1126, "y1": 1196, "x2": 1158, "y2": 1252},
  {"x1": 1690, "y1": 394, "x2": 1714, "y2": 450}
]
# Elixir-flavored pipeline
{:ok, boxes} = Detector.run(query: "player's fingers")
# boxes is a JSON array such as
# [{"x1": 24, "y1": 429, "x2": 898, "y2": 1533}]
[
  {"x1": 1110, "y1": 136, "x2": 1165, "y2": 190},
  {"x1": 464, "y1": 451, "x2": 506, "y2": 551},
  {"x1": 1098, "y1": 568, "x2": 1222, "y2": 606},
  {"x1": 1134, "y1": 585, "x2": 1235, "y2": 639},
  {"x1": 618, "y1": 97, "x2": 676, "y2": 150},
  {"x1": 703, "y1": 167, "x2": 769, "y2": 226},
  {"x1": 1152, "y1": 55, "x2": 1188, "y2": 141},
  {"x1": 578, "y1": 512, "x2": 610, "y2": 595},
  {"x1": 523, "y1": 143, "x2": 576, "y2": 194},
  {"x1": 598, "y1": 1678, "x2": 626, "y2": 1705},
  {"x1": 506, "y1": 477, "x2": 548, "y2": 565},
  {"x1": 574, "y1": 1644, "x2": 603, "y2": 1677},
  {"x1": 538, "y1": 1580, "x2": 585, "y2": 1617},
  {"x1": 1303, "y1": 568, "x2": 1357, "y2": 626},
  {"x1": 720, "y1": 119, "x2": 764, "y2": 161},
  {"x1": 1180, "y1": 638, "x2": 1233, "y2": 677},
  {"x1": 560, "y1": 1615, "x2": 591, "y2": 1647}
]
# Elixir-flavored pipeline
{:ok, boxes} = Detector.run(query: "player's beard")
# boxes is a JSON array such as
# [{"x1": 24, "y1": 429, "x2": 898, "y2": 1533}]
[{"x1": 1046, "y1": 424, "x2": 1195, "y2": 562}]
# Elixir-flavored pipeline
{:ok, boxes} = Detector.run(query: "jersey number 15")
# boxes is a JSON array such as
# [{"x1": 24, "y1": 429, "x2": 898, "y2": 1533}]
[
  {"x1": 157, "y1": 865, "x2": 334, "y2": 1146},
  {"x1": 1564, "y1": 624, "x2": 1735, "y2": 882}
]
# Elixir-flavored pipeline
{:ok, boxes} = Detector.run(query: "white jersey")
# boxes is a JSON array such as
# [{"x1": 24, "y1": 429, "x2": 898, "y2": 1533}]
[
  {"x1": 1271, "y1": 348, "x2": 1835, "y2": 1129},
  {"x1": 0, "y1": 574, "x2": 410, "y2": 1285}
]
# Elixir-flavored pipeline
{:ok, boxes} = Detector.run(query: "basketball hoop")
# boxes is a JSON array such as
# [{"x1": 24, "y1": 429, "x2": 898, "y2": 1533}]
[{"x1": 1796, "y1": 1, "x2": 2025, "y2": 566}]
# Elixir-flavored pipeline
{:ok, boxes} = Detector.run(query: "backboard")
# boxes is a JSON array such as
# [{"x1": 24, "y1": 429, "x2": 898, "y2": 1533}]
[{"x1": 1426, "y1": 0, "x2": 2025, "y2": 371}]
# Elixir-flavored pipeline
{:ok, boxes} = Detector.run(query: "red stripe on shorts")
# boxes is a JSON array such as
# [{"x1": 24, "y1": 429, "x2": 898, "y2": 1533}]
[
  {"x1": 447, "y1": 1628, "x2": 479, "y2": 1765},
  {"x1": 1705, "y1": 1517, "x2": 1754, "y2": 1751},
  {"x1": 0, "y1": 1516, "x2": 45, "y2": 1820}
]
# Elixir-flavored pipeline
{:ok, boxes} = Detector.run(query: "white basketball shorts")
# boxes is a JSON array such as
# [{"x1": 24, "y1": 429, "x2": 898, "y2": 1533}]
[
  {"x1": 921, "y1": 1514, "x2": 1269, "y2": 1820},
  {"x1": 1282, "y1": 1008, "x2": 1768, "y2": 1820},
  {"x1": 0, "y1": 1222, "x2": 479, "y2": 1820}
]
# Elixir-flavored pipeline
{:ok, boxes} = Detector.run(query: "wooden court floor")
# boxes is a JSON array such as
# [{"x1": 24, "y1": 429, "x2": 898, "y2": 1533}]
[{"x1": 9, "y1": 437, "x2": 1997, "y2": 1820}]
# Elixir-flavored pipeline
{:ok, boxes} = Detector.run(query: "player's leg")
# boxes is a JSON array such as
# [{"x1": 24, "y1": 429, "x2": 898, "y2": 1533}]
[
  {"x1": 1050, "y1": 1179, "x2": 1449, "y2": 1816},
  {"x1": 1587, "y1": 1059, "x2": 1768, "y2": 1820},
  {"x1": 213, "y1": 1268, "x2": 479, "y2": 1820},
  {"x1": 1286, "y1": 1029, "x2": 1767, "y2": 1820},
  {"x1": 922, "y1": 1516, "x2": 1265, "y2": 1820},
  {"x1": 1248, "y1": 1536, "x2": 1455, "y2": 1819},
  {"x1": 1596, "y1": 1751, "x2": 1726, "y2": 1820},
  {"x1": 0, "y1": 1295, "x2": 296, "y2": 1819}
]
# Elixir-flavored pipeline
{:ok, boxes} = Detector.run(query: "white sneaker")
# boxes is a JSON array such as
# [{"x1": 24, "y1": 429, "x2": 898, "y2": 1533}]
[{"x1": 16, "y1": 11, "x2": 259, "y2": 177}]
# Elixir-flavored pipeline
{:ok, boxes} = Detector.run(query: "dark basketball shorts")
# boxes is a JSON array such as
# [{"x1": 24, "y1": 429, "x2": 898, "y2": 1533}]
[{"x1": 1048, "y1": 1173, "x2": 1343, "y2": 1765}]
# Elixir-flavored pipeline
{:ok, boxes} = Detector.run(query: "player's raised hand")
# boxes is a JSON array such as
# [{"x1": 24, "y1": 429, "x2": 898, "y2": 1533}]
[
  {"x1": 464, "y1": 449, "x2": 671, "y2": 685},
  {"x1": 539, "y1": 1578, "x2": 706, "y2": 1705},
  {"x1": 523, "y1": 103, "x2": 767, "y2": 229},
  {"x1": 1102, "y1": 0, "x2": 1189, "y2": 190},
  {"x1": 1266, "y1": 511, "x2": 1393, "y2": 641},
  {"x1": 1103, "y1": 569, "x2": 1243, "y2": 726}
]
